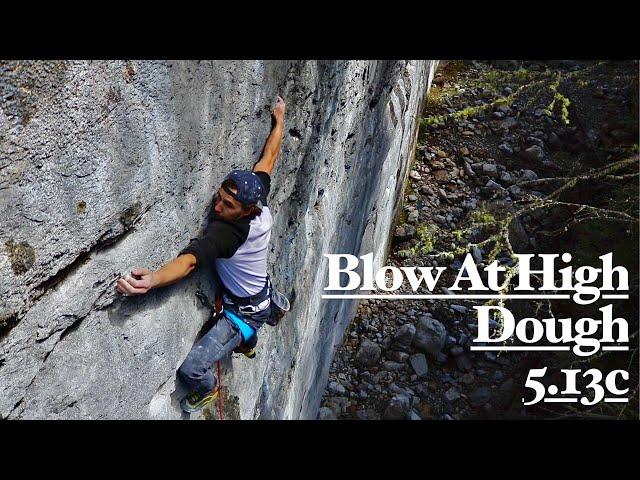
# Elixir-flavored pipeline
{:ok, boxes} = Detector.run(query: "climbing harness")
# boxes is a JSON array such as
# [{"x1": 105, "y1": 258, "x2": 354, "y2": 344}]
[
  {"x1": 206, "y1": 275, "x2": 291, "y2": 419},
  {"x1": 221, "y1": 275, "x2": 290, "y2": 327},
  {"x1": 222, "y1": 277, "x2": 272, "y2": 316}
]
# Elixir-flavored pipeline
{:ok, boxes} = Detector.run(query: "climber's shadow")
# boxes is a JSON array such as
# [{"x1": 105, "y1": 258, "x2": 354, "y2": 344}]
[{"x1": 106, "y1": 293, "x2": 148, "y2": 327}]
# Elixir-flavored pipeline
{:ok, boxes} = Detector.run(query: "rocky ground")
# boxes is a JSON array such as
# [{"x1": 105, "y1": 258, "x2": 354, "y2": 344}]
[{"x1": 319, "y1": 60, "x2": 639, "y2": 420}]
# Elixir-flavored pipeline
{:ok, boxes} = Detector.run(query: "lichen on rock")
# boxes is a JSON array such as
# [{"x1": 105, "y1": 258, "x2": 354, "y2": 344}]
[{"x1": 4, "y1": 239, "x2": 36, "y2": 275}]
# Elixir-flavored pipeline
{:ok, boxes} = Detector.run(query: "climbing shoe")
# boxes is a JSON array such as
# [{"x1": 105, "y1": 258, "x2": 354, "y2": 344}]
[
  {"x1": 180, "y1": 388, "x2": 219, "y2": 413},
  {"x1": 233, "y1": 345, "x2": 256, "y2": 359}
]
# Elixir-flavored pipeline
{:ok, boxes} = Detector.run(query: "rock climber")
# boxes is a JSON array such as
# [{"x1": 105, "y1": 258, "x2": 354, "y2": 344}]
[{"x1": 115, "y1": 95, "x2": 290, "y2": 413}]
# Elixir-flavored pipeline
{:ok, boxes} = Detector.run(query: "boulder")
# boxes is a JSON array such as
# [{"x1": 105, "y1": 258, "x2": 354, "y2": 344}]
[
  {"x1": 355, "y1": 339, "x2": 382, "y2": 367},
  {"x1": 413, "y1": 316, "x2": 447, "y2": 356}
]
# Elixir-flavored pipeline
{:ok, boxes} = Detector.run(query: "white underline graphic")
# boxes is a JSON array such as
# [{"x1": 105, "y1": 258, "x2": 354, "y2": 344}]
[
  {"x1": 322, "y1": 294, "x2": 629, "y2": 300},
  {"x1": 471, "y1": 346, "x2": 571, "y2": 351},
  {"x1": 470, "y1": 346, "x2": 628, "y2": 352},
  {"x1": 322, "y1": 294, "x2": 573, "y2": 299},
  {"x1": 541, "y1": 398, "x2": 628, "y2": 403}
]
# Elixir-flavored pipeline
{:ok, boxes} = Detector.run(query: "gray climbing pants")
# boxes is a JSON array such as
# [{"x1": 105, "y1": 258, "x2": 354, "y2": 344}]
[{"x1": 177, "y1": 315, "x2": 243, "y2": 396}]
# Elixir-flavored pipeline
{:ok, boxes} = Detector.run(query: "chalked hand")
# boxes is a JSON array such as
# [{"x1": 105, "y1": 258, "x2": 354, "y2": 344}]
[
  {"x1": 272, "y1": 95, "x2": 285, "y2": 124},
  {"x1": 116, "y1": 268, "x2": 154, "y2": 296}
]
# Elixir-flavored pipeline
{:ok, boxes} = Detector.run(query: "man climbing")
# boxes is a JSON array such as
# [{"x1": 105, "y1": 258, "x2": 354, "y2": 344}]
[{"x1": 115, "y1": 95, "x2": 289, "y2": 414}]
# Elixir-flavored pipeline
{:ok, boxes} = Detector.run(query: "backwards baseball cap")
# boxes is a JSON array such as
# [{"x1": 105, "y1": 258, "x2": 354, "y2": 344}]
[{"x1": 222, "y1": 170, "x2": 264, "y2": 208}]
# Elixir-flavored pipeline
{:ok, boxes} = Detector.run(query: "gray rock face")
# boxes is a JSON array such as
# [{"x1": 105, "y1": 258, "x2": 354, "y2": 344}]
[
  {"x1": 413, "y1": 316, "x2": 447, "y2": 356},
  {"x1": 0, "y1": 60, "x2": 438, "y2": 419}
]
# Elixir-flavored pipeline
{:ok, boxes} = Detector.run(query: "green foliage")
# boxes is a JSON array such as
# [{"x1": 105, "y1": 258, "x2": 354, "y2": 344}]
[
  {"x1": 544, "y1": 72, "x2": 571, "y2": 125},
  {"x1": 477, "y1": 67, "x2": 546, "y2": 95},
  {"x1": 469, "y1": 209, "x2": 496, "y2": 225},
  {"x1": 422, "y1": 65, "x2": 582, "y2": 129},
  {"x1": 397, "y1": 224, "x2": 438, "y2": 258},
  {"x1": 421, "y1": 86, "x2": 521, "y2": 127}
]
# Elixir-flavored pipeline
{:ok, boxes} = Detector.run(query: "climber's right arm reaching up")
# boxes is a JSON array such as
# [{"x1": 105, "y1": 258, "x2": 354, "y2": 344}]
[{"x1": 253, "y1": 96, "x2": 286, "y2": 175}]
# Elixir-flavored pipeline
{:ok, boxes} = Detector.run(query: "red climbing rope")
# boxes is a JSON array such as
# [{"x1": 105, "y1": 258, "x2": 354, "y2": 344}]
[
  {"x1": 216, "y1": 360, "x2": 224, "y2": 420},
  {"x1": 212, "y1": 298, "x2": 225, "y2": 421}
]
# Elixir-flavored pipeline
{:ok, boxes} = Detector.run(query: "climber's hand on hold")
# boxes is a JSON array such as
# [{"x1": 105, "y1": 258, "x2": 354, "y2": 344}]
[
  {"x1": 272, "y1": 95, "x2": 285, "y2": 124},
  {"x1": 255, "y1": 96, "x2": 286, "y2": 175},
  {"x1": 116, "y1": 268, "x2": 154, "y2": 296}
]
